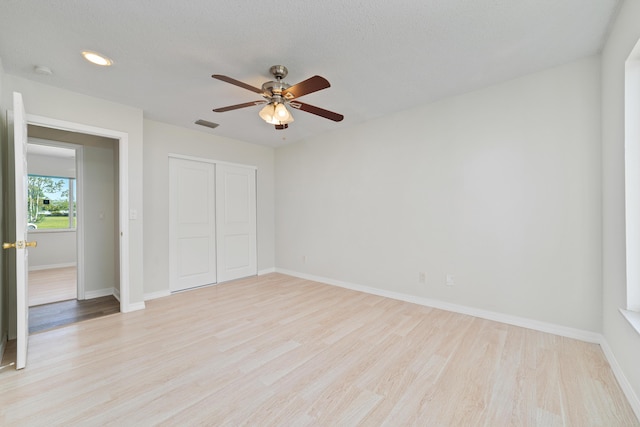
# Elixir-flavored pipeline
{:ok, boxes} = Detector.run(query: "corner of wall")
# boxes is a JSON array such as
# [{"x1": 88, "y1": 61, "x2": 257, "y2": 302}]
[{"x1": 599, "y1": 336, "x2": 640, "y2": 421}]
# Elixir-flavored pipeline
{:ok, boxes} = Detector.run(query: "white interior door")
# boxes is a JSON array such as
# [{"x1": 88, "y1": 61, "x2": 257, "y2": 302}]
[
  {"x1": 12, "y1": 92, "x2": 31, "y2": 369},
  {"x1": 216, "y1": 164, "x2": 257, "y2": 282},
  {"x1": 169, "y1": 158, "x2": 217, "y2": 292}
]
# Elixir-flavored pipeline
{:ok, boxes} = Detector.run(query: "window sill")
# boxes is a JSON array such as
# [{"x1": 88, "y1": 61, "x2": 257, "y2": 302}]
[
  {"x1": 620, "y1": 308, "x2": 640, "y2": 336},
  {"x1": 29, "y1": 229, "x2": 76, "y2": 234}
]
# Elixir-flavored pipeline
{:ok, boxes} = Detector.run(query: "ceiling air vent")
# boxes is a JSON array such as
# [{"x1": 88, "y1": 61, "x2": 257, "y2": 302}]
[{"x1": 195, "y1": 119, "x2": 219, "y2": 129}]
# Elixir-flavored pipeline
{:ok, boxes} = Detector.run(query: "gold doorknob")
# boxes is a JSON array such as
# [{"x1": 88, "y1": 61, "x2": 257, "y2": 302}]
[{"x1": 2, "y1": 240, "x2": 37, "y2": 249}]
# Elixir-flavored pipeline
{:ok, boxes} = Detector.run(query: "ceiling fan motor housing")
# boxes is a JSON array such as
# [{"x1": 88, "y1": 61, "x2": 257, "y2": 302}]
[
  {"x1": 269, "y1": 65, "x2": 288, "y2": 80},
  {"x1": 262, "y1": 80, "x2": 290, "y2": 98}
]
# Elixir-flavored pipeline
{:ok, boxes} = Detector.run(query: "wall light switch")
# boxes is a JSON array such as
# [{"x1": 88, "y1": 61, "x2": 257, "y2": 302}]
[{"x1": 446, "y1": 274, "x2": 455, "y2": 286}]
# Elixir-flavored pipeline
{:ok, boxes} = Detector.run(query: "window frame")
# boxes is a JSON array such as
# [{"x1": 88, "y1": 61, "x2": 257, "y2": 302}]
[
  {"x1": 27, "y1": 174, "x2": 77, "y2": 232},
  {"x1": 623, "y1": 37, "x2": 640, "y2": 334}
]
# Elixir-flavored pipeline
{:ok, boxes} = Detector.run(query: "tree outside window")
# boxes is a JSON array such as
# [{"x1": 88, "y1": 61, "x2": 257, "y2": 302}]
[{"x1": 28, "y1": 175, "x2": 76, "y2": 230}]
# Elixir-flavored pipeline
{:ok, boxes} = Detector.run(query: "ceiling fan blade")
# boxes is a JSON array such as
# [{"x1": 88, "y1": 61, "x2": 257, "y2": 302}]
[
  {"x1": 282, "y1": 75, "x2": 330, "y2": 100},
  {"x1": 213, "y1": 100, "x2": 266, "y2": 112},
  {"x1": 289, "y1": 102, "x2": 344, "y2": 122},
  {"x1": 212, "y1": 74, "x2": 264, "y2": 94}
]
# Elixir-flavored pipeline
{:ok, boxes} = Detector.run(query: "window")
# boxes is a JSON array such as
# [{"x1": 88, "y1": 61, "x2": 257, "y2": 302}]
[
  {"x1": 623, "y1": 37, "x2": 640, "y2": 333},
  {"x1": 27, "y1": 174, "x2": 76, "y2": 230}
]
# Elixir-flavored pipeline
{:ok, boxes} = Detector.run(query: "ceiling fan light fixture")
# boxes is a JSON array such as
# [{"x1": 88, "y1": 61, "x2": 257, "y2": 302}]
[
  {"x1": 258, "y1": 103, "x2": 274, "y2": 123},
  {"x1": 275, "y1": 103, "x2": 291, "y2": 120},
  {"x1": 259, "y1": 102, "x2": 294, "y2": 125}
]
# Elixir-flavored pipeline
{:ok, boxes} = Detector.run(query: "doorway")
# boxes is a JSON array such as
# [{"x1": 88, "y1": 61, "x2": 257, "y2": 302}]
[
  {"x1": 25, "y1": 126, "x2": 120, "y2": 332},
  {"x1": 26, "y1": 141, "x2": 78, "y2": 308}
]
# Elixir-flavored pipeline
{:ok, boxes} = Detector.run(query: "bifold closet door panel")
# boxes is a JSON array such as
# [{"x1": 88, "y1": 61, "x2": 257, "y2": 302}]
[
  {"x1": 215, "y1": 163, "x2": 257, "y2": 282},
  {"x1": 169, "y1": 158, "x2": 217, "y2": 292}
]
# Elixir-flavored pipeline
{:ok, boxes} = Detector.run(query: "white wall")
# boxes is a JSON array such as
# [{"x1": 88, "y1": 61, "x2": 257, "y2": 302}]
[
  {"x1": 83, "y1": 144, "x2": 116, "y2": 293},
  {"x1": 2, "y1": 75, "x2": 144, "y2": 305},
  {"x1": 28, "y1": 232, "x2": 76, "y2": 269},
  {"x1": 142, "y1": 119, "x2": 275, "y2": 296},
  {"x1": 601, "y1": 0, "x2": 640, "y2": 408},
  {"x1": 276, "y1": 56, "x2": 602, "y2": 332}
]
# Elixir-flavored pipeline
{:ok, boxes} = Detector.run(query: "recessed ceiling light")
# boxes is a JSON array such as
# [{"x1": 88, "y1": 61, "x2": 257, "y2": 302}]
[{"x1": 81, "y1": 51, "x2": 113, "y2": 66}]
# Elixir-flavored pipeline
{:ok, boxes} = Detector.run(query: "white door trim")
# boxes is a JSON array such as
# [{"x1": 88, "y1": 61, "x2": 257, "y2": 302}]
[
  {"x1": 24, "y1": 114, "x2": 133, "y2": 313},
  {"x1": 168, "y1": 153, "x2": 257, "y2": 170},
  {"x1": 75, "y1": 146, "x2": 85, "y2": 300}
]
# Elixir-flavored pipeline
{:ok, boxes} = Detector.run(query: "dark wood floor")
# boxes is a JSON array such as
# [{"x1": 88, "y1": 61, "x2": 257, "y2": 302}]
[{"x1": 29, "y1": 296, "x2": 120, "y2": 334}]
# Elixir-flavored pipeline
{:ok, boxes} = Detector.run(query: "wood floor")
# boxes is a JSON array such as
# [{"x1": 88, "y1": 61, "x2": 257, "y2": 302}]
[
  {"x1": 27, "y1": 266, "x2": 119, "y2": 333},
  {"x1": 1, "y1": 273, "x2": 637, "y2": 426},
  {"x1": 29, "y1": 296, "x2": 120, "y2": 334},
  {"x1": 29, "y1": 266, "x2": 77, "y2": 307}
]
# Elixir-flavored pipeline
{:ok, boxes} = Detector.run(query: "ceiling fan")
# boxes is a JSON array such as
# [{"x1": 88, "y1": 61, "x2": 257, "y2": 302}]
[{"x1": 212, "y1": 65, "x2": 344, "y2": 130}]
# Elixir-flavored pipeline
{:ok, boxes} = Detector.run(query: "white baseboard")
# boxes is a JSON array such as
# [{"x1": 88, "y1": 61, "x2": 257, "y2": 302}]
[
  {"x1": 29, "y1": 262, "x2": 76, "y2": 271},
  {"x1": 84, "y1": 288, "x2": 115, "y2": 300},
  {"x1": 144, "y1": 290, "x2": 171, "y2": 301},
  {"x1": 599, "y1": 338, "x2": 640, "y2": 421},
  {"x1": 112, "y1": 289, "x2": 146, "y2": 313},
  {"x1": 123, "y1": 301, "x2": 146, "y2": 313},
  {"x1": 276, "y1": 268, "x2": 601, "y2": 343},
  {"x1": 258, "y1": 267, "x2": 276, "y2": 275}
]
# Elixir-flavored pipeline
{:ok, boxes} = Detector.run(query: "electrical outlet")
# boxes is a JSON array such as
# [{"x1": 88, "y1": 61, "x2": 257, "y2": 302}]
[
  {"x1": 446, "y1": 274, "x2": 455, "y2": 286},
  {"x1": 419, "y1": 272, "x2": 427, "y2": 283}
]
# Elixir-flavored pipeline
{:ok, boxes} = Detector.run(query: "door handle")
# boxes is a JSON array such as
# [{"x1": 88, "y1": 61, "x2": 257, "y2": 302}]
[{"x1": 2, "y1": 240, "x2": 37, "y2": 250}]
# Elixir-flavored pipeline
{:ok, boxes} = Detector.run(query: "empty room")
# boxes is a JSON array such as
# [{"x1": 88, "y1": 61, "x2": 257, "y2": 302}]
[{"x1": 1, "y1": 1, "x2": 640, "y2": 425}]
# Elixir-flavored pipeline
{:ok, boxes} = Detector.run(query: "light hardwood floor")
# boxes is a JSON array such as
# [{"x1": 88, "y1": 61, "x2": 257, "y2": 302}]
[
  {"x1": 27, "y1": 266, "x2": 120, "y2": 333},
  {"x1": 29, "y1": 266, "x2": 77, "y2": 306},
  {"x1": 1, "y1": 273, "x2": 638, "y2": 426}
]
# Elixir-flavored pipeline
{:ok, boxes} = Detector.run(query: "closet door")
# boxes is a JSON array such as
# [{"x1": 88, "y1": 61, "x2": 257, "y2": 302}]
[
  {"x1": 169, "y1": 158, "x2": 217, "y2": 291},
  {"x1": 216, "y1": 164, "x2": 257, "y2": 282}
]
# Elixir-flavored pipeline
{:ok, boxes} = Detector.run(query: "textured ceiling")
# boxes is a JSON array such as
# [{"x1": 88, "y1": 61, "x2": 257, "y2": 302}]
[{"x1": 0, "y1": 0, "x2": 620, "y2": 147}]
